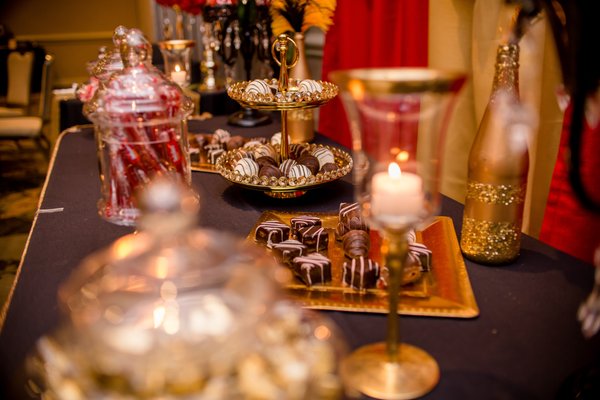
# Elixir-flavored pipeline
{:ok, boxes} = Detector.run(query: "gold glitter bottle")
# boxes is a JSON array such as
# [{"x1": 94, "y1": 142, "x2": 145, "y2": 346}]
[{"x1": 460, "y1": 43, "x2": 530, "y2": 264}]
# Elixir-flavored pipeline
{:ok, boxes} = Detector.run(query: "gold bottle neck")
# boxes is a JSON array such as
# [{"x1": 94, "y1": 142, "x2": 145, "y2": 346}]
[{"x1": 490, "y1": 43, "x2": 520, "y2": 102}]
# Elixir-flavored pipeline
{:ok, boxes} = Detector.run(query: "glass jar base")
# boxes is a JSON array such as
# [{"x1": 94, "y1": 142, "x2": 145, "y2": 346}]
[{"x1": 98, "y1": 200, "x2": 139, "y2": 227}]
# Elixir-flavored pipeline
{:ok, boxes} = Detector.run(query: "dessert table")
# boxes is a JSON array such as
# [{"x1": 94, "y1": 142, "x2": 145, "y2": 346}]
[{"x1": 1, "y1": 116, "x2": 599, "y2": 399}]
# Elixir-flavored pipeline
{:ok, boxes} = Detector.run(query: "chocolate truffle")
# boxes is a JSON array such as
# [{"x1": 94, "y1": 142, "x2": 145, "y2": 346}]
[
  {"x1": 270, "y1": 132, "x2": 290, "y2": 146},
  {"x1": 234, "y1": 158, "x2": 259, "y2": 176},
  {"x1": 253, "y1": 143, "x2": 278, "y2": 161},
  {"x1": 320, "y1": 162, "x2": 338, "y2": 174},
  {"x1": 279, "y1": 159, "x2": 298, "y2": 176},
  {"x1": 296, "y1": 154, "x2": 320, "y2": 175},
  {"x1": 291, "y1": 253, "x2": 332, "y2": 287},
  {"x1": 297, "y1": 225, "x2": 329, "y2": 252},
  {"x1": 298, "y1": 79, "x2": 323, "y2": 93},
  {"x1": 343, "y1": 230, "x2": 370, "y2": 259},
  {"x1": 259, "y1": 164, "x2": 282, "y2": 178},
  {"x1": 256, "y1": 156, "x2": 278, "y2": 169},
  {"x1": 289, "y1": 143, "x2": 308, "y2": 160},
  {"x1": 211, "y1": 128, "x2": 231, "y2": 144},
  {"x1": 272, "y1": 239, "x2": 307, "y2": 264},
  {"x1": 290, "y1": 215, "x2": 322, "y2": 239},
  {"x1": 255, "y1": 220, "x2": 290, "y2": 247},
  {"x1": 288, "y1": 164, "x2": 312, "y2": 178},
  {"x1": 245, "y1": 79, "x2": 271, "y2": 94},
  {"x1": 342, "y1": 256, "x2": 380, "y2": 290},
  {"x1": 226, "y1": 135, "x2": 245, "y2": 150},
  {"x1": 231, "y1": 149, "x2": 253, "y2": 163},
  {"x1": 311, "y1": 147, "x2": 335, "y2": 168}
]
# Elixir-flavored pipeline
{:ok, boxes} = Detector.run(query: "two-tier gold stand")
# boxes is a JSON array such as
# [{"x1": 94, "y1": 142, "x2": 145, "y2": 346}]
[{"x1": 221, "y1": 34, "x2": 352, "y2": 198}]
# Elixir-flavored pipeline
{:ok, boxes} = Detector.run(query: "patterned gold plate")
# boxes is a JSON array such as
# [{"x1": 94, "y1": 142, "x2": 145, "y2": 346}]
[{"x1": 247, "y1": 211, "x2": 479, "y2": 318}]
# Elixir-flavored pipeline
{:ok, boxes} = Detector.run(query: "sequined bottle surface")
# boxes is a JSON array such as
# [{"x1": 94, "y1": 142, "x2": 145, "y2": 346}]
[{"x1": 460, "y1": 43, "x2": 529, "y2": 264}]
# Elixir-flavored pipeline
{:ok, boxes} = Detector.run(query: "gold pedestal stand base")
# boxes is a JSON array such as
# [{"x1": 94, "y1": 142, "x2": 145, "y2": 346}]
[
  {"x1": 264, "y1": 190, "x2": 307, "y2": 199},
  {"x1": 341, "y1": 342, "x2": 439, "y2": 400}
]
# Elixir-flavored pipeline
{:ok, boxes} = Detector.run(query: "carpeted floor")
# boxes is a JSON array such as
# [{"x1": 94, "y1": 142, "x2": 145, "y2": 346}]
[{"x1": 0, "y1": 141, "x2": 48, "y2": 311}]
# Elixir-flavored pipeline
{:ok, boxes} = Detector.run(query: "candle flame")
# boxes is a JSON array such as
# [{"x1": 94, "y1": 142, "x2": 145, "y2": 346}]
[
  {"x1": 388, "y1": 162, "x2": 401, "y2": 178},
  {"x1": 396, "y1": 150, "x2": 410, "y2": 162},
  {"x1": 349, "y1": 79, "x2": 364, "y2": 101},
  {"x1": 174, "y1": 64, "x2": 181, "y2": 72}
]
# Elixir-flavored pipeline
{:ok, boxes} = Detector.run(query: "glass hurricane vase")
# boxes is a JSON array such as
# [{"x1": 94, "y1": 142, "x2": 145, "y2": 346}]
[{"x1": 331, "y1": 68, "x2": 465, "y2": 399}]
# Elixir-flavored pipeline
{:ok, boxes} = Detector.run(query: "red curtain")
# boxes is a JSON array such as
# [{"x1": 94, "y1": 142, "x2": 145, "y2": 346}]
[
  {"x1": 318, "y1": 0, "x2": 429, "y2": 148},
  {"x1": 540, "y1": 104, "x2": 600, "y2": 264}
]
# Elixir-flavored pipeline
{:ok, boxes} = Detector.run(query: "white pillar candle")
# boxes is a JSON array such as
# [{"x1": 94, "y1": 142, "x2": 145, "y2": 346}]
[
  {"x1": 371, "y1": 162, "x2": 424, "y2": 224},
  {"x1": 170, "y1": 64, "x2": 187, "y2": 86}
]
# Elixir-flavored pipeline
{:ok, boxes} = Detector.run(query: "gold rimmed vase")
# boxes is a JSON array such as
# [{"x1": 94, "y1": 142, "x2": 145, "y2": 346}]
[{"x1": 331, "y1": 68, "x2": 465, "y2": 399}]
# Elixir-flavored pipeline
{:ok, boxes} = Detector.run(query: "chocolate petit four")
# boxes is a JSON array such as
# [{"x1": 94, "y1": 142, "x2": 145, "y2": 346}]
[
  {"x1": 290, "y1": 215, "x2": 322, "y2": 238},
  {"x1": 342, "y1": 230, "x2": 370, "y2": 259},
  {"x1": 272, "y1": 239, "x2": 307, "y2": 264},
  {"x1": 255, "y1": 220, "x2": 290, "y2": 247},
  {"x1": 339, "y1": 202, "x2": 369, "y2": 231},
  {"x1": 208, "y1": 148, "x2": 224, "y2": 164},
  {"x1": 342, "y1": 256, "x2": 380, "y2": 290},
  {"x1": 408, "y1": 242, "x2": 432, "y2": 272},
  {"x1": 336, "y1": 202, "x2": 369, "y2": 241},
  {"x1": 291, "y1": 253, "x2": 332, "y2": 286},
  {"x1": 376, "y1": 263, "x2": 422, "y2": 289},
  {"x1": 297, "y1": 225, "x2": 329, "y2": 252}
]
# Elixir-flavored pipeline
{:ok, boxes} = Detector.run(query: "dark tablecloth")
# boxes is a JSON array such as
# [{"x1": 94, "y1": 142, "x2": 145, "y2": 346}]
[{"x1": 1, "y1": 117, "x2": 599, "y2": 399}]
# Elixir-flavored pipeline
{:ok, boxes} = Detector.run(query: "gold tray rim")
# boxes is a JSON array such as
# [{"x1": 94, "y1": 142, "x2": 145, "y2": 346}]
[
  {"x1": 227, "y1": 79, "x2": 339, "y2": 111},
  {"x1": 247, "y1": 211, "x2": 480, "y2": 318}
]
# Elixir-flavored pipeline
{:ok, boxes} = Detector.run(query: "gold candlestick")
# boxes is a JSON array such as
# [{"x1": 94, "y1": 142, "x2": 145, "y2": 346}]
[{"x1": 340, "y1": 227, "x2": 439, "y2": 399}]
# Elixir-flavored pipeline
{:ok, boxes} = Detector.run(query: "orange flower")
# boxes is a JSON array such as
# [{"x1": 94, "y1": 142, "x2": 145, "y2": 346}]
[{"x1": 270, "y1": 0, "x2": 336, "y2": 36}]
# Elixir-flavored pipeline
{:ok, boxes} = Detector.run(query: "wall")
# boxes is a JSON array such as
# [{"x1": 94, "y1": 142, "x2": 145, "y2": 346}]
[{"x1": 1, "y1": 0, "x2": 155, "y2": 87}]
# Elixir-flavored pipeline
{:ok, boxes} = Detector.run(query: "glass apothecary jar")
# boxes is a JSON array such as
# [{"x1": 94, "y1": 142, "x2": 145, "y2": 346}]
[
  {"x1": 28, "y1": 180, "x2": 346, "y2": 399},
  {"x1": 89, "y1": 29, "x2": 194, "y2": 226}
]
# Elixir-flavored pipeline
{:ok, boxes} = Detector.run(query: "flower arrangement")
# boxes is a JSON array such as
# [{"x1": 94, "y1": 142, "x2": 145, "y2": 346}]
[{"x1": 269, "y1": 0, "x2": 336, "y2": 36}]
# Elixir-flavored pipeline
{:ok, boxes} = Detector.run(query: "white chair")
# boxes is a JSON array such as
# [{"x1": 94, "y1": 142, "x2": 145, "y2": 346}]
[
  {"x1": 0, "y1": 51, "x2": 34, "y2": 117},
  {"x1": 0, "y1": 54, "x2": 53, "y2": 154}
]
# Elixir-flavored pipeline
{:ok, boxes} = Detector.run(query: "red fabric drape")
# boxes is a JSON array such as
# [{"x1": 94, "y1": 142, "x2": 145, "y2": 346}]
[
  {"x1": 540, "y1": 104, "x2": 600, "y2": 264},
  {"x1": 318, "y1": 0, "x2": 429, "y2": 147}
]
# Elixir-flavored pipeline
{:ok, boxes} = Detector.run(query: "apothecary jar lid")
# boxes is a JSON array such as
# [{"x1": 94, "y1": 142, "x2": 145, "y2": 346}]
[{"x1": 85, "y1": 27, "x2": 193, "y2": 122}]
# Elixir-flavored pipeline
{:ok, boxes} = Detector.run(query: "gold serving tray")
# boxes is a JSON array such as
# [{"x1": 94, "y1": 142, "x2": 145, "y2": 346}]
[
  {"x1": 247, "y1": 211, "x2": 479, "y2": 318},
  {"x1": 227, "y1": 79, "x2": 338, "y2": 111},
  {"x1": 216, "y1": 144, "x2": 353, "y2": 198}
]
